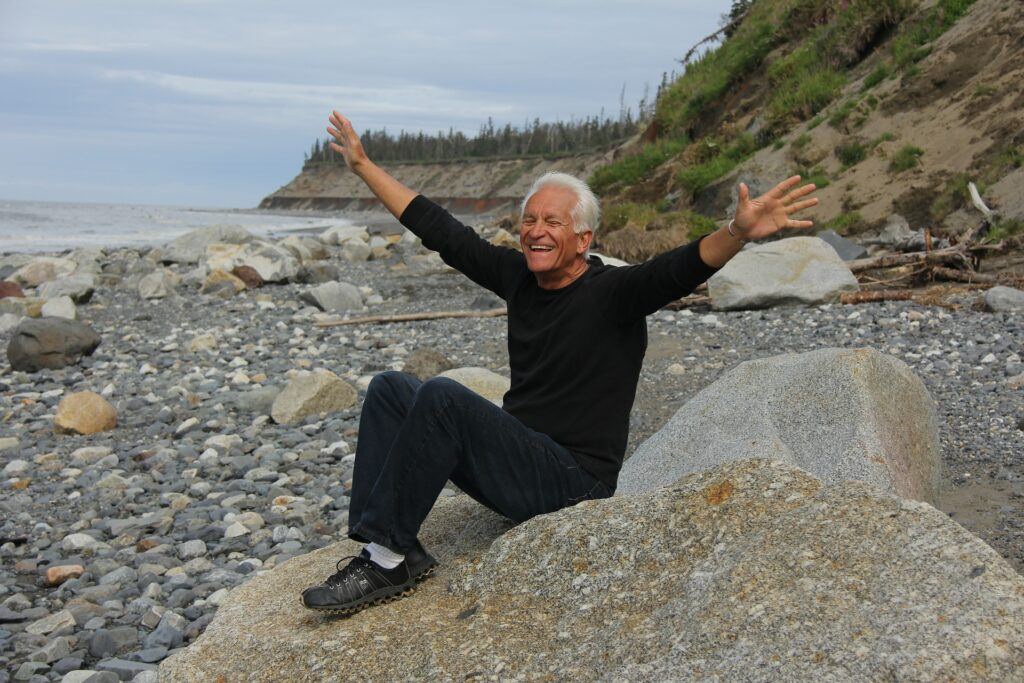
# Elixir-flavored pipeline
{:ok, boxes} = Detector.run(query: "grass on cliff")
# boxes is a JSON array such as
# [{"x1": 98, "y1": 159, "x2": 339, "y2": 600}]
[
  {"x1": 590, "y1": 136, "x2": 688, "y2": 194},
  {"x1": 589, "y1": 0, "x2": 980, "y2": 208}
]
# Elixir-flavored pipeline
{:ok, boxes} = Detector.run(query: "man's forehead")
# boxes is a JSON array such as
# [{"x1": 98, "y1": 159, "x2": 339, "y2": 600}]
[{"x1": 523, "y1": 186, "x2": 577, "y2": 214}]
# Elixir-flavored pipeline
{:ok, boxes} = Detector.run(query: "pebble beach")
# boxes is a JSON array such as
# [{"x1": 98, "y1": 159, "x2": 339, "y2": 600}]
[{"x1": 0, "y1": 223, "x2": 1022, "y2": 681}]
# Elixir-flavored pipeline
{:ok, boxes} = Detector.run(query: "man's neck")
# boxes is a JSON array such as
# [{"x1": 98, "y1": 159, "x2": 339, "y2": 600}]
[{"x1": 535, "y1": 258, "x2": 590, "y2": 290}]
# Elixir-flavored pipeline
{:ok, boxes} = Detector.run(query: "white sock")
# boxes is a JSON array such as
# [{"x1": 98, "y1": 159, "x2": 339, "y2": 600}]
[{"x1": 365, "y1": 542, "x2": 405, "y2": 569}]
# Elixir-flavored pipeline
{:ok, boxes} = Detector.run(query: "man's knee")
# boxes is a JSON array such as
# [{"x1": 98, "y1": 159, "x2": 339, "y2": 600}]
[
  {"x1": 414, "y1": 376, "x2": 467, "y2": 407},
  {"x1": 367, "y1": 370, "x2": 413, "y2": 397}
]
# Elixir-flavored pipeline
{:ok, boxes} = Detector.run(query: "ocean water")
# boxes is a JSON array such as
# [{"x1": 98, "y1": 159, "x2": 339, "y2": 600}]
[{"x1": 0, "y1": 199, "x2": 355, "y2": 253}]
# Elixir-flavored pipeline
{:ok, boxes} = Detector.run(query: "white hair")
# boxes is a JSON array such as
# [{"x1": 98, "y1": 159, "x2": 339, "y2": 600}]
[{"x1": 520, "y1": 172, "x2": 600, "y2": 257}]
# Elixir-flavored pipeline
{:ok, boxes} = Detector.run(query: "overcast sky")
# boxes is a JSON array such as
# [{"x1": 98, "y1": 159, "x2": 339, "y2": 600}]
[{"x1": 0, "y1": 1, "x2": 731, "y2": 208}]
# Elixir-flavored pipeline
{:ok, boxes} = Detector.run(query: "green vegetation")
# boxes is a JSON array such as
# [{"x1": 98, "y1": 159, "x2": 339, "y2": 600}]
[
  {"x1": 835, "y1": 140, "x2": 868, "y2": 167},
  {"x1": 791, "y1": 133, "x2": 811, "y2": 150},
  {"x1": 590, "y1": 136, "x2": 688, "y2": 194},
  {"x1": 872, "y1": 132, "x2": 895, "y2": 147},
  {"x1": 930, "y1": 172, "x2": 980, "y2": 221},
  {"x1": 889, "y1": 144, "x2": 925, "y2": 172},
  {"x1": 654, "y1": 17, "x2": 776, "y2": 134},
  {"x1": 830, "y1": 211, "x2": 866, "y2": 233},
  {"x1": 861, "y1": 64, "x2": 890, "y2": 91},
  {"x1": 676, "y1": 134, "x2": 758, "y2": 197},
  {"x1": 828, "y1": 98, "x2": 860, "y2": 128},
  {"x1": 684, "y1": 212, "x2": 720, "y2": 240},
  {"x1": 602, "y1": 202, "x2": 661, "y2": 233},
  {"x1": 973, "y1": 83, "x2": 997, "y2": 98},
  {"x1": 601, "y1": 202, "x2": 718, "y2": 241},
  {"x1": 798, "y1": 166, "x2": 830, "y2": 189},
  {"x1": 304, "y1": 114, "x2": 641, "y2": 167},
  {"x1": 985, "y1": 218, "x2": 1024, "y2": 243}
]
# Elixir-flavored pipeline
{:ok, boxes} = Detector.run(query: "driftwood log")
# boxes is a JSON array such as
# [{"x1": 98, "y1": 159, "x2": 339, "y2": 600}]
[{"x1": 313, "y1": 308, "x2": 508, "y2": 327}]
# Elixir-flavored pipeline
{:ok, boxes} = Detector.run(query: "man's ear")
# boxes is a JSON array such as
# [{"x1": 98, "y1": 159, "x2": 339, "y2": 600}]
[{"x1": 577, "y1": 230, "x2": 594, "y2": 255}]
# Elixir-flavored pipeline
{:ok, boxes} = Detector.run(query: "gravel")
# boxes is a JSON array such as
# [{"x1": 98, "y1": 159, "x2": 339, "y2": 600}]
[{"x1": 0, "y1": 241, "x2": 1021, "y2": 678}]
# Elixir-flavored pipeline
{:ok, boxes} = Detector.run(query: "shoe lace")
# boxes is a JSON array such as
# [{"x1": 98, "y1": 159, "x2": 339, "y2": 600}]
[{"x1": 324, "y1": 555, "x2": 370, "y2": 588}]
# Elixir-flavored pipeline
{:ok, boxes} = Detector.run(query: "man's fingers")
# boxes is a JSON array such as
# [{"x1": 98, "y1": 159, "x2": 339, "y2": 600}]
[
  {"x1": 328, "y1": 142, "x2": 345, "y2": 154},
  {"x1": 788, "y1": 219, "x2": 814, "y2": 229},
  {"x1": 768, "y1": 175, "x2": 802, "y2": 199},
  {"x1": 738, "y1": 181, "x2": 749, "y2": 203},
  {"x1": 785, "y1": 198, "x2": 819, "y2": 214},
  {"x1": 782, "y1": 183, "x2": 817, "y2": 204},
  {"x1": 326, "y1": 125, "x2": 343, "y2": 141}
]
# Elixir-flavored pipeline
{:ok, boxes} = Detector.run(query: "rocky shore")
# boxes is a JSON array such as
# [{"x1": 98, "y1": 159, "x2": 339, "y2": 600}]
[{"x1": 0, "y1": 220, "x2": 1022, "y2": 681}]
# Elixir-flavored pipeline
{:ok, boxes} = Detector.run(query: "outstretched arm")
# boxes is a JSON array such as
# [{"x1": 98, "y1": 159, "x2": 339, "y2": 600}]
[
  {"x1": 326, "y1": 110, "x2": 416, "y2": 219},
  {"x1": 698, "y1": 175, "x2": 819, "y2": 267}
]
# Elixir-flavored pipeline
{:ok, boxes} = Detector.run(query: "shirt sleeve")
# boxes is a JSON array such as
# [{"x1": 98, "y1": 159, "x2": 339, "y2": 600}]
[
  {"x1": 399, "y1": 194, "x2": 524, "y2": 300},
  {"x1": 592, "y1": 234, "x2": 721, "y2": 323}
]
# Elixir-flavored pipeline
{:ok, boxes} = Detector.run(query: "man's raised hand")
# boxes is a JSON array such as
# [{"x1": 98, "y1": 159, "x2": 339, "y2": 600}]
[
  {"x1": 731, "y1": 175, "x2": 819, "y2": 242},
  {"x1": 327, "y1": 111, "x2": 369, "y2": 171}
]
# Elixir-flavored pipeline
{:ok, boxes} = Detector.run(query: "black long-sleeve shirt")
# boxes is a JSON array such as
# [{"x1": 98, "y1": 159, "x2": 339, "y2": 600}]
[{"x1": 400, "y1": 195, "x2": 720, "y2": 489}]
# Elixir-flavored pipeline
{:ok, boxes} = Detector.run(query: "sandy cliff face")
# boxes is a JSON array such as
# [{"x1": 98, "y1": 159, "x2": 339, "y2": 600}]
[{"x1": 259, "y1": 153, "x2": 610, "y2": 213}]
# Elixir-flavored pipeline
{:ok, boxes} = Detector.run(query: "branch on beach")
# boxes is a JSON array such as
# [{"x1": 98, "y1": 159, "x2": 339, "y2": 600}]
[{"x1": 313, "y1": 308, "x2": 508, "y2": 328}]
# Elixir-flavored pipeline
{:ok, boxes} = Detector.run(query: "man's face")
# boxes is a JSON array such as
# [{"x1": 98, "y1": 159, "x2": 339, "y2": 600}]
[{"x1": 520, "y1": 185, "x2": 592, "y2": 284}]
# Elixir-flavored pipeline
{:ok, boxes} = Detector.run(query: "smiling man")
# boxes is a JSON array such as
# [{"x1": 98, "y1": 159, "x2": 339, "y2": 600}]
[{"x1": 301, "y1": 110, "x2": 818, "y2": 616}]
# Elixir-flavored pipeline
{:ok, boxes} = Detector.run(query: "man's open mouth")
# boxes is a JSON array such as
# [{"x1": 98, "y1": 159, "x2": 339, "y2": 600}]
[{"x1": 528, "y1": 245, "x2": 554, "y2": 252}]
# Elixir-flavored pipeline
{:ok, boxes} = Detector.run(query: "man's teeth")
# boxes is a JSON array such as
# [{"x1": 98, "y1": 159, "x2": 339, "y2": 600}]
[{"x1": 530, "y1": 245, "x2": 554, "y2": 251}]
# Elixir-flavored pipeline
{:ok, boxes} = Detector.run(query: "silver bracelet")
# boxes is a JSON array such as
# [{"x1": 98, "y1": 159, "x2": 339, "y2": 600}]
[{"x1": 727, "y1": 219, "x2": 749, "y2": 244}]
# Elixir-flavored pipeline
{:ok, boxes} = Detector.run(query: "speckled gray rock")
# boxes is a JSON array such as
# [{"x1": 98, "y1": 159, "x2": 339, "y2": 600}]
[
  {"x1": 707, "y1": 236, "x2": 859, "y2": 310},
  {"x1": 7, "y1": 317, "x2": 101, "y2": 371},
  {"x1": 270, "y1": 370, "x2": 357, "y2": 425},
  {"x1": 40, "y1": 295, "x2": 76, "y2": 320},
  {"x1": 983, "y1": 285, "x2": 1024, "y2": 312},
  {"x1": 617, "y1": 347, "x2": 940, "y2": 503},
  {"x1": 159, "y1": 460, "x2": 1024, "y2": 681}
]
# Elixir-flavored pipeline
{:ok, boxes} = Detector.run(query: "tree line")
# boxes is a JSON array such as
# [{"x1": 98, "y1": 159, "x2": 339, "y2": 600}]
[{"x1": 303, "y1": 86, "x2": 661, "y2": 167}]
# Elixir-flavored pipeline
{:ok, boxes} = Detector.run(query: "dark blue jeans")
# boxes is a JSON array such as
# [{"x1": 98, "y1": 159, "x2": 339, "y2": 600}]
[{"x1": 347, "y1": 371, "x2": 612, "y2": 554}]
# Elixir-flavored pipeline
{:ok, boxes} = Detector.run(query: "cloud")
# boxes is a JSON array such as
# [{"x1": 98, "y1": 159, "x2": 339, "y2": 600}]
[
  {"x1": 100, "y1": 69, "x2": 519, "y2": 120},
  {"x1": 14, "y1": 41, "x2": 147, "y2": 53}
]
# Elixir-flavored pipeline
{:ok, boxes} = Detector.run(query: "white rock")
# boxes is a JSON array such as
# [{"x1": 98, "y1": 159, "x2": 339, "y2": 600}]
[
  {"x1": 224, "y1": 522, "x2": 250, "y2": 539},
  {"x1": 41, "y1": 296, "x2": 77, "y2": 319},
  {"x1": 2, "y1": 459, "x2": 29, "y2": 476},
  {"x1": 320, "y1": 224, "x2": 369, "y2": 246},
  {"x1": 708, "y1": 237, "x2": 859, "y2": 310}
]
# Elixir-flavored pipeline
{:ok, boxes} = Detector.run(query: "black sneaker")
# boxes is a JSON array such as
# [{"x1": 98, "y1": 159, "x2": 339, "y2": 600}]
[
  {"x1": 404, "y1": 540, "x2": 438, "y2": 583},
  {"x1": 301, "y1": 554, "x2": 415, "y2": 615}
]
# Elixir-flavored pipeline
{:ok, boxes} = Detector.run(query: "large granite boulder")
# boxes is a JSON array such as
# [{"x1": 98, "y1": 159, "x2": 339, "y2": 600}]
[
  {"x1": 160, "y1": 459, "x2": 1024, "y2": 681},
  {"x1": 205, "y1": 241, "x2": 300, "y2": 283},
  {"x1": 7, "y1": 317, "x2": 101, "y2": 371},
  {"x1": 159, "y1": 225, "x2": 253, "y2": 264},
  {"x1": 707, "y1": 236, "x2": 859, "y2": 310},
  {"x1": 617, "y1": 347, "x2": 940, "y2": 503}
]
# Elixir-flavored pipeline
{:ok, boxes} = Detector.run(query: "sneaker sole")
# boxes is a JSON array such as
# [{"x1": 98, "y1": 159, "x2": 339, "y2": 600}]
[{"x1": 301, "y1": 565, "x2": 437, "y2": 616}]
